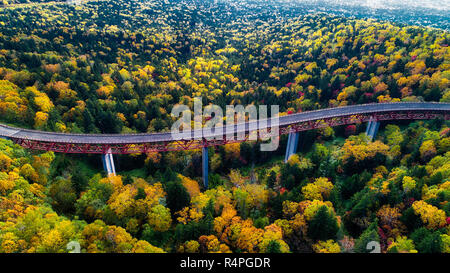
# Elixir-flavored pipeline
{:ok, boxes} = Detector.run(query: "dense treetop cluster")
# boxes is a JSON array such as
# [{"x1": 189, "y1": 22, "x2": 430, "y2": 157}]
[
  {"x1": 0, "y1": 0, "x2": 448, "y2": 133},
  {"x1": 0, "y1": 0, "x2": 449, "y2": 253}
]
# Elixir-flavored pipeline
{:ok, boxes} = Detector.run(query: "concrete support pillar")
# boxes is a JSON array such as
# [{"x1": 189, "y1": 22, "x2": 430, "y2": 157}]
[
  {"x1": 365, "y1": 119, "x2": 380, "y2": 141},
  {"x1": 202, "y1": 146, "x2": 209, "y2": 189},
  {"x1": 102, "y1": 149, "x2": 116, "y2": 176},
  {"x1": 285, "y1": 132, "x2": 300, "y2": 163}
]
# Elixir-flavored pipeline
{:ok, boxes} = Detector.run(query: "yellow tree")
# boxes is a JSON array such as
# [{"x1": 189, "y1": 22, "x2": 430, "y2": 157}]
[
  {"x1": 179, "y1": 174, "x2": 200, "y2": 198},
  {"x1": 198, "y1": 235, "x2": 231, "y2": 253},
  {"x1": 147, "y1": 205, "x2": 172, "y2": 232},
  {"x1": 341, "y1": 135, "x2": 389, "y2": 163},
  {"x1": 132, "y1": 240, "x2": 165, "y2": 253},
  {"x1": 420, "y1": 140, "x2": 437, "y2": 161},
  {"x1": 302, "y1": 177, "x2": 334, "y2": 201},
  {"x1": 387, "y1": 236, "x2": 417, "y2": 253},
  {"x1": 258, "y1": 224, "x2": 290, "y2": 253},
  {"x1": 412, "y1": 201, "x2": 446, "y2": 229},
  {"x1": 312, "y1": 240, "x2": 341, "y2": 253}
]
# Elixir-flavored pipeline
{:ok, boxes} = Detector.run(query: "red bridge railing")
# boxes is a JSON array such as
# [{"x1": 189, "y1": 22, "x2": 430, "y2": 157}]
[{"x1": 0, "y1": 103, "x2": 449, "y2": 154}]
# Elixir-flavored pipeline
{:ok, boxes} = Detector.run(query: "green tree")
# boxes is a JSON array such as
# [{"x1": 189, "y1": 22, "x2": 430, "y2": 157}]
[
  {"x1": 267, "y1": 171, "x2": 277, "y2": 189},
  {"x1": 266, "y1": 240, "x2": 282, "y2": 253},
  {"x1": 354, "y1": 222, "x2": 380, "y2": 253},
  {"x1": 411, "y1": 228, "x2": 442, "y2": 253},
  {"x1": 165, "y1": 181, "x2": 190, "y2": 214},
  {"x1": 307, "y1": 206, "x2": 339, "y2": 241},
  {"x1": 48, "y1": 177, "x2": 77, "y2": 214}
]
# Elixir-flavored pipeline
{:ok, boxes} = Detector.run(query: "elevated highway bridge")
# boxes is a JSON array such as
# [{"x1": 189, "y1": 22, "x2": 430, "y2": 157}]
[{"x1": 1, "y1": 102, "x2": 449, "y2": 187}]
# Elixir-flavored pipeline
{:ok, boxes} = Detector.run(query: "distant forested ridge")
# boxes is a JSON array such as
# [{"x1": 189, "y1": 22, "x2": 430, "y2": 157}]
[
  {"x1": 0, "y1": 0, "x2": 448, "y2": 253},
  {"x1": 1, "y1": 0, "x2": 65, "y2": 5}
]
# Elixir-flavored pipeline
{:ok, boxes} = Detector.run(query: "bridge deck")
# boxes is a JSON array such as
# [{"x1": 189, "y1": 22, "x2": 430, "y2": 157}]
[{"x1": 0, "y1": 102, "x2": 448, "y2": 145}]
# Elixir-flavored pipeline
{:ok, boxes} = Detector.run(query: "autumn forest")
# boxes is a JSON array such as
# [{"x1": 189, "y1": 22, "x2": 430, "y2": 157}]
[{"x1": 0, "y1": 0, "x2": 449, "y2": 253}]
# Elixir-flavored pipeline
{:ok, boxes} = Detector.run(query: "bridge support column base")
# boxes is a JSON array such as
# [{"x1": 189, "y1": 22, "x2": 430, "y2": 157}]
[
  {"x1": 202, "y1": 147, "x2": 209, "y2": 189},
  {"x1": 365, "y1": 120, "x2": 380, "y2": 142},
  {"x1": 285, "y1": 132, "x2": 300, "y2": 163},
  {"x1": 102, "y1": 149, "x2": 116, "y2": 176}
]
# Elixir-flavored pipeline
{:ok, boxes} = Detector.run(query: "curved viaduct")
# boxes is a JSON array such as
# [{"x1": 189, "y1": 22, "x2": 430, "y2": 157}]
[
  {"x1": 1, "y1": 102, "x2": 449, "y2": 187},
  {"x1": 0, "y1": 102, "x2": 449, "y2": 154}
]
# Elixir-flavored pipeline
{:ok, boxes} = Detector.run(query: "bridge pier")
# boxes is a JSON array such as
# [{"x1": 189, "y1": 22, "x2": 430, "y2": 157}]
[
  {"x1": 285, "y1": 132, "x2": 300, "y2": 163},
  {"x1": 102, "y1": 149, "x2": 116, "y2": 176},
  {"x1": 202, "y1": 146, "x2": 209, "y2": 189},
  {"x1": 365, "y1": 119, "x2": 380, "y2": 141}
]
